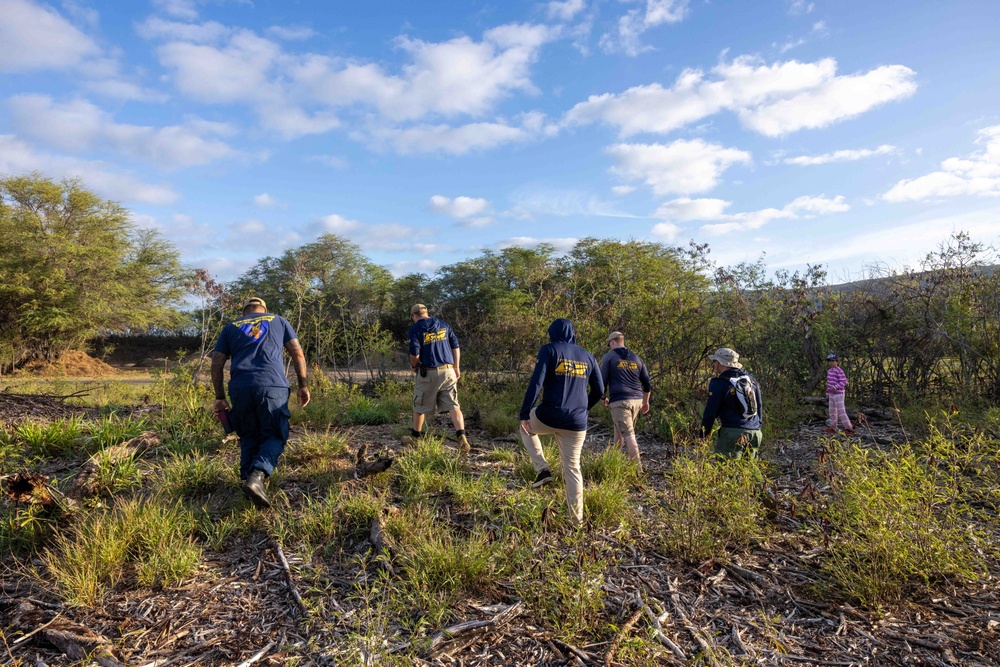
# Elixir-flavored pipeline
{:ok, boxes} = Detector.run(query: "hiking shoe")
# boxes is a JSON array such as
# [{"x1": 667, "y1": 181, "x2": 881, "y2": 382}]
[
  {"x1": 457, "y1": 434, "x2": 471, "y2": 456},
  {"x1": 844, "y1": 429, "x2": 855, "y2": 436},
  {"x1": 822, "y1": 428, "x2": 837, "y2": 434},
  {"x1": 531, "y1": 469, "x2": 553, "y2": 488},
  {"x1": 242, "y1": 469, "x2": 271, "y2": 509}
]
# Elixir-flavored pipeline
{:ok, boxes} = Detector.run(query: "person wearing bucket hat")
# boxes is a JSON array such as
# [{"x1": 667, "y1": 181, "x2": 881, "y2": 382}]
[
  {"x1": 210, "y1": 296, "x2": 310, "y2": 509},
  {"x1": 824, "y1": 353, "x2": 853, "y2": 434},
  {"x1": 599, "y1": 331, "x2": 651, "y2": 469},
  {"x1": 701, "y1": 347, "x2": 763, "y2": 458}
]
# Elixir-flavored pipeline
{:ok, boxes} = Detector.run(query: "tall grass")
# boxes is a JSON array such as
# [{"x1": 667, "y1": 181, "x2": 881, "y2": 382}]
[{"x1": 45, "y1": 499, "x2": 200, "y2": 606}]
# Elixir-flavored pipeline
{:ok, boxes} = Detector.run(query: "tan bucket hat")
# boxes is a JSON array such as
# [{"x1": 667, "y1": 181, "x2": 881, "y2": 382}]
[{"x1": 708, "y1": 347, "x2": 742, "y2": 369}]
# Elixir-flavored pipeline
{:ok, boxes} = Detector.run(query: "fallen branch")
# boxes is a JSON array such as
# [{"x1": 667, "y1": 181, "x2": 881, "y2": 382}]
[
  {"x1": 666, "y1": 578, "x2": 714, "y2": 658},
  {"x1": 234, "y1": 641, "x2": 276, "y2": 667},
  {"x1": 640, "y1": 594, "x2": 686, "y2": 661},
  {"x1": 272, "y1": 541, "x2": 308, "y2": 616},
  {"x1": 604, "y1": 604, "x2": 643, "y2": 666},
  {"x1": 424, "y1": 601, "x2": 523, "y2": 657}
]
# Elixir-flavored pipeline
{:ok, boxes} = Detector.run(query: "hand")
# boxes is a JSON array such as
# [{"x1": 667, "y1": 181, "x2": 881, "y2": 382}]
[
  {"x1": 520, "y1": 419, "x2": 534, "y2": 436},
  {"x1": 640, "y1": 402, "x2": 650, "y2": 415},
  {"x1": 454, "y1": 367, "x2": 461, "y2": 380},
  {"x1": 298, "y1": 386, "x2": 311, "y2": 408},
  {"x1": 213, "y1": 398, "x2": 230, "y2": 415},
  {"x1": 601, "y1": 397, "x2": 610, "y2": 408}
]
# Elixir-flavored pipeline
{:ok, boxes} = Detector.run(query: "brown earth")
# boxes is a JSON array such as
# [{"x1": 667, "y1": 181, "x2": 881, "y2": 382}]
[{"x1": 22, "y1": 350, "x2": 118, "y2": 378}]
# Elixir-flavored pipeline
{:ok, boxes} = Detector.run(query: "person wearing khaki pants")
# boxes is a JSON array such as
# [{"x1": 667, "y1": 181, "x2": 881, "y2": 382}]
[
  {"x1": 519, "y1": 318, "x2": 604, "y2": 525},
  {"x1": 599, "y1": 331, "x2": 651, "y2": 469}
]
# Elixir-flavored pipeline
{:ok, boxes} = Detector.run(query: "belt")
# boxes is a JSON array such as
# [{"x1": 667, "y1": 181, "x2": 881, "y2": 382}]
[{"x1": 425, "y1": 364, "x2": 453, "y2": 370}]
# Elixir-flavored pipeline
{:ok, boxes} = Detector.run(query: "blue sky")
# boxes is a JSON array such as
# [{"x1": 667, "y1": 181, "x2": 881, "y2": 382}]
[{"x1": 2, "y1": 0, "x2": 1000, "y2": 283}]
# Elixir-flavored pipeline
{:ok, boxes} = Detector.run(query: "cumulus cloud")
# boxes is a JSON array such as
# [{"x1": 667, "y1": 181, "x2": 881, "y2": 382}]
[
  {"x1": 365, "y1": 112, "x2": 557, "y2": 155},
  {"x1": 315, "y1": 214, "x2": 417, "y2": 252},
  {"x1": 252, "y1": 193, "x2": 278, "y2": 207},
  {"x1": 147, "y1": 19, "x2": 557, "y2": 144},
  {"x1": 137, "y1": 16, "x2": 231, "y2": 43},
  {"x1": 389, "y1": 259, "x2": 441, "y2": 276},
  {"x1": 0, "y1": 0, "x2": 100, "y2": 72},
  {"x1": 883, "y1": 126, "x2": 1000, "y2": 202},
  {"x1": 784, "y1": 144, "x2": 897, "y2": 166},
  {"x1": 565, "y1": 55, "x2": 916, "y2": 137},
  {"x1": 611, "y1": 185, "x2": 636, "y2": 196},
  {"x1": 495, "y1": 236, "x2": 579, "y2": 253},
  {"x1": 607, "y1": 140, "x2": 751, "y2": 196},
  {"x1": 653, "y1": 194, "x2": 849, "y2": 236},
  {"x1": 266, "y1": 25, "x2": 317, "y2": 41},
  {"x1": 547, "y1": 0, "x2": 586, "y2": 21},
  {"x1": 8, "y1": 94, "x2": 243, "y2": 169},
  {"x1": 429, "y1": 195, "x2": 493, "y2": 226},
  {"x1": 600, "y1": 0, "x2": 690, "y2": 56},
  {"x1": 506, "y1": 188, "x2": 639, "y2": 219},
  {"x1": 0, "y1": 134, "x2": 178, "y2": 204}
]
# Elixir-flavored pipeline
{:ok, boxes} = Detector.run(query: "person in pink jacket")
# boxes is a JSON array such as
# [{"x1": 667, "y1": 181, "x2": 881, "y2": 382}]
[{"x1": 824, "y1": 353, "x2": 853, "y2": 434}]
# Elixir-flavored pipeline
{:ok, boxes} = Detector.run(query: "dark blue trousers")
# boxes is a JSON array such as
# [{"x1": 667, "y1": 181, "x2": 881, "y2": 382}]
[{"x1": 229, "y1": 386, "x2": 291, "y2": 479}]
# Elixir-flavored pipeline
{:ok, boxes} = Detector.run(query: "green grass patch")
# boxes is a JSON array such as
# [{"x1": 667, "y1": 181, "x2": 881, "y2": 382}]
[
  {"x1": 656, "y1": 445, "x2": 766, "y2": 563},
  {"x1": 159, "y1": 452, "x2": 232, "y2": 498},
  {"x1": 45, "y1": 499, "x2": 200, "y2": 606}
]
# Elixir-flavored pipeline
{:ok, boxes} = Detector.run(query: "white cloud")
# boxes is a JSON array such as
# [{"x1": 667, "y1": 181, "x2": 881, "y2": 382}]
[
  {"x1": 653, "y1": 194, "x2": 849, "y2": 236},
  {"x1": 565, "y1": 56, "x2": 916, "y2": 138},
  {"x1": 8, "y1": 94, "x2": 243, "y2": 169},
  {"x1": 547, "y1": 0, "x2": 585, "y2": 21},
  {"x1": 600, "y1": 0, "x2": 690, "y2": 56},
  {"x1": 314, "y1": 214, "x2": 417, "y2": 252},
  {"x1": 389, "y1": 259, "x2": 441, "y2": 276},
  {"x1": 506, "y1": 188, "x2": 639, "y2": 219},
  {"x1": 153, "y1": 0, "x2": 199, "y2": 20},
  {"x1": 611, "y1": 185, "x2": 636, "y2": 196},
  {"x1": 252, "y1": 193, "x2": 278, "y2": 207},
  {"x1": 232, "y1": 219, "x2": 268, "y2": 234},
  {"x1": 787, "y1": 0, "x2": 814, "y2": 15},
  {"x1": 650, "y1": 222, "x2": 680, "y2": 240},
  {"x1": 365, "y1": 113, "x2": 554, "y2": 155},
  {"x1": 784, "y1": 144, "x2": 897, "y2": 166},
  {"x1": 495, "y1": 236, "x2": 579, "y2": 253},
  {"x1": 0, "y1": 0, "x2": 100, "y2": 72},
  {"x1": 266, "y1": 25, "x2": 316, "y2": 41},
  {"x1": 429, "y1": 195, "x2": 492, "y2": 224},
  {"x1": 0, "y1": 134, "x2": 178, "y2": 204},
  {"x1": 318, "y1": 213, "x2": 362, "y2": 234},
  {"x1": 883, "y1": 126, "x2": 1000, "y2": 202},
  {"x1": 137, "y1": 16, "x2": 231, "y2": 42},
  {"x1": 307, "y1": 154, "x2": 349, "y2": 168},
  {"x1": 607, "y1": 140, "x2": 751, "y2": 196}
]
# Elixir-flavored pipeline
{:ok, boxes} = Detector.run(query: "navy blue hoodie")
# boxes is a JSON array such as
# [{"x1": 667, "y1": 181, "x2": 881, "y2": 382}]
[
  {"x1": 701, "y1": 368, "x2": 763, "y2": 435},
  {"x1": 519, "y1": 319, "x2": 604, "y2": 431},
  {"x1": 599, "y1": 347, "x2": 652, "y2": 403}
]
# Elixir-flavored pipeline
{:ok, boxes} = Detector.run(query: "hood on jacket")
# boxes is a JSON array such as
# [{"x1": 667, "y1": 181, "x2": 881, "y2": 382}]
[
  {"x1": 548, "y1": 318, "x2": 576, "y2": 344},
  {"x1": 614, "y1": 347, "x2": 630, "y2": 359}
]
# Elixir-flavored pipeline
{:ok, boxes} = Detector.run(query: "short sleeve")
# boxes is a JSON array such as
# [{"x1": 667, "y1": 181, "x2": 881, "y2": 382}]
[
  {"x1": 408, "y1": 326, "x2": 421, "y2": 356},
  {"x1": 448, "y1": 326, "x2": 459, "y2": 349},
  {"x1": 281, "y1": 317, "x2": 297, "y2": 345},
  {"x1": 213, "y1": 325, "x2": 233, "y2": 356}
]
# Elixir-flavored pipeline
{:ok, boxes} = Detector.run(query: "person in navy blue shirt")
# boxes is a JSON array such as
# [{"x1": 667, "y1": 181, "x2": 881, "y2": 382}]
[
  {"x1": 599, "y1": 331, "x2": 652, "y2": 469},
  {"x1": 211, "y1": 297, "x2": 310, "y2": 508},
  {"x1": 519, "y1": 318, "x2": 604, "y2": 525},
  {"x1": 404, "y1": 303, "x2": 469, "y2": 454},
  {"x1": 701, "y1": 347, "x2": 763, "y2": 458}
]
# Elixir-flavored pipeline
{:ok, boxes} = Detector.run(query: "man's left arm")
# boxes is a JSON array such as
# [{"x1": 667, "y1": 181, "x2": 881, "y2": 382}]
[
  {"x1": 284, "y1": 338, "x2": 311, "y2": 408},
  {"x1": 701, "y1": 378, "x2": 723, "y2": 438},
  {"x1": 452, "y1": 346, "x2": 461, "y2": 379},
  {"x1": 587, "y1": 356, "x2": 605, "y2": 410},
  {"x1": 639, "y1": 361, "x2": 652, "y2": 414}
]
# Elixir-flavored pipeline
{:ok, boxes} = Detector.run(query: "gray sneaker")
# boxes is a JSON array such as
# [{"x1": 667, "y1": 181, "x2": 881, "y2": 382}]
[
  {"x1": 242, "y1": 469, "x2": 271, "y2": 508},
  {"x1": 531, "y1": 469, "x2": 553, "y2": 488}
]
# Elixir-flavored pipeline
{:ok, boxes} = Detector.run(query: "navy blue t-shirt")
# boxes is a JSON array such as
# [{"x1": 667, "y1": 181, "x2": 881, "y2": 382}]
[
  {"x1": 214, "y1": 313, "x2": 297, "y2": 389},
  {"x1": 407, "y1": 317, "x2": 459, "y2": 368},
  {"x1": 519, "y1": 319, "x2": 604, "y2": 431},
  {"x1": 701, "y1": 368, "x2": 763, "y2": 435},
  {"x1": 599, "y1": 348, "x2": 652, "y2": 403}
]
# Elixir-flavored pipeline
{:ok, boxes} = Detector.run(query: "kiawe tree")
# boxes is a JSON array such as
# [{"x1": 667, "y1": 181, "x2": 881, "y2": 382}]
[{"x1": 0, "y1": 173, "x2": 186, "y2": 371}]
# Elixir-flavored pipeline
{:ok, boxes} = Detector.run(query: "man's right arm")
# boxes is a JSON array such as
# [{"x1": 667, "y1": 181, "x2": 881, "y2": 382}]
[
  {"x1": 701, "y1": 378, "x2": 722, "y2": 437},
  {"x1": 211, "y1": 351, "x2": 229, "y2": 414}
]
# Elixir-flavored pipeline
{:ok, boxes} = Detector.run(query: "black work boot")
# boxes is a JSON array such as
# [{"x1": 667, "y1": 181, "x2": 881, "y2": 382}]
[{"x1": 242, "y1": 469, "x2": 271, "y2": 508}]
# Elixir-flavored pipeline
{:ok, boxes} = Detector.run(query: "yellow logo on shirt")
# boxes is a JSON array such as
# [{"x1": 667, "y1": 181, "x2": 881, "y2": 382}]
[
  {"x1": 617, "y1": 360, "x2": 639, "y2": 371},
  {"x1": 423, "y1": 328, "x2": 447, "y2": 344},
  {"x1": 555, "y1": 359, "x2": 589, "y2": 378}
]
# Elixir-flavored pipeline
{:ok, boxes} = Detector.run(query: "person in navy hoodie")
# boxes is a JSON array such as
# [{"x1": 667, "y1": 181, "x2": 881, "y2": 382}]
[
  {"x1": 519, "y1": 318, "x2": 604, "y2": 525},
  {"x1": 700, "y1": 347, "x2": 763, "y2": 458},
  {"x1": 599, "y1": 331, "x2": 652, "y2": 470}
]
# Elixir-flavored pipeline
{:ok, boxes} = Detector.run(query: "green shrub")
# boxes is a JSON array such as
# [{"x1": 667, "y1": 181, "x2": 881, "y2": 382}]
[
  {"x1": 819, "y1": 440, "x2": 984, "y2": 606},
  {"x1": 395, "y1": 436, "x2": 465, "y2": 501},
  {"x1": 14, "y1": 417, "x2": 87, "y2": 458},
  {"x1": 479, "y1": 407, "x2": 519, "y2": 438},
  {"x1": 583, "y1": 482, "x2": 631, "y2": 529},
  {"x1": 512, "y1": 545, "x2": 606, "y2": 641},
  {"x1": 582, "y1": 446, "x2": 641, "y2": 486},
  {"x1": 93, "y1": 446, "x2": 143, "y2": 496},
  {"x1": 345, "y1": 395, "x2": 401, "y2": 425},
  {"x1": 657, "y1": 446, "x2": 765, "y2": 562}
]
